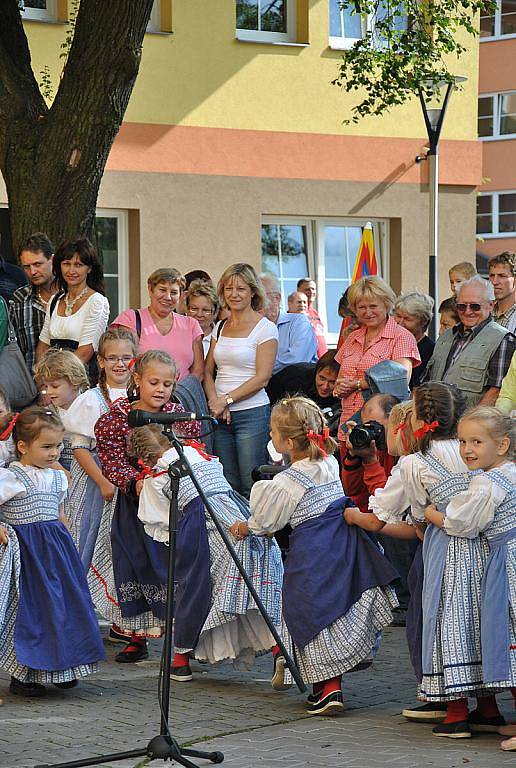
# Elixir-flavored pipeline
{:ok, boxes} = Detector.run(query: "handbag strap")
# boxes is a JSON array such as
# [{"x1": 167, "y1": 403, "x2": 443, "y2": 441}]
[{"x1": 1, "y1": 296, "x2": 18, "y2": 345}]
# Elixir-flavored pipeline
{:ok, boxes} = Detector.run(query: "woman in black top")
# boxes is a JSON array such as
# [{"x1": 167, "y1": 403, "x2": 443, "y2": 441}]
[{"x1": 394, "y1": 291, "x2": 435, "y2": 389}]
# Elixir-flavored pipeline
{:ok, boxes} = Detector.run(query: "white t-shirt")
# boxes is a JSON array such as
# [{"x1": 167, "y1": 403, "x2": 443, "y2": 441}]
[
  {"x1": 39, "y1": 292, "x2": 110, "y2": 351},
  {"x1": 213, "y1": 317, "x2": 278, "y2": 412}
]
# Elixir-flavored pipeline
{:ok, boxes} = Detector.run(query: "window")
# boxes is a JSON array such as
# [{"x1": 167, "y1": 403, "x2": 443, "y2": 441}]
[
  {"x1": 329, "y1": 0, "x2": 407, "y2": 50},
  {"x1": 478, "y1": 92, "x2": 516, "y2": 139},
  {"x1": 480, "y1": 0, "x2": 516, "y2": 39},
  {"x1": 20, "y1": 0, "x2": 56, "y2": 21},
  {"x1": 236, "y1": 0, "x2": 296, "y2": 43},
  {"x1": 261, "y1": 216, "x2": 387, "y2": 343},
  {"x1": 147, "y1": 0, "x2": 161, "y2": 32},
  {"x1": 477, "y1": 192, "x2": 516, "y2": 238},
  {"x1": 95, "y1": 210, "x2": 129, "y2": 321}
]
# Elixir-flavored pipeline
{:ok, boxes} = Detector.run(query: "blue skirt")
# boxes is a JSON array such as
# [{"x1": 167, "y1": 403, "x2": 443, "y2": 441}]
[{"x1": 13, "y1": 520, "x2": 105, "y2": 671}]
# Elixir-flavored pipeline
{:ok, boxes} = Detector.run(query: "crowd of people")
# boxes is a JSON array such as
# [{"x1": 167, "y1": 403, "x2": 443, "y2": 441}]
[{"x1": 0, "y1": 232, "x2": 515, "y2": 749}]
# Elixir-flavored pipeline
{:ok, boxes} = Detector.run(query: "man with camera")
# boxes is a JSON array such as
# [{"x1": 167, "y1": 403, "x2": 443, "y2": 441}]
[{"x1": 341, "y1": 393, "x2": 414, "y2": 622}]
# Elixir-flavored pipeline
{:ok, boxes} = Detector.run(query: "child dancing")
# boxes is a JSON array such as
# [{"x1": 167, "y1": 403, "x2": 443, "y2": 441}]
[
  {"x1": 129, "y1": 423, "x2": 283, "y2": 680},
  {"x1": 230, "y1": 396, "x2": 398, "y2": 716},
  {"x1": 425, "y1": 406, "x2": 515, "y2": 742},
  {"x1": 0, "y1": 408, "x2": 104, "y2": 697},
  {"x1": 63, "y1": 328, "x2": 137, "y2": 568}
]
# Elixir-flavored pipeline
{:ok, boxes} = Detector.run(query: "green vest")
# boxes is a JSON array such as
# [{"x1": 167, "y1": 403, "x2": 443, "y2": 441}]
[{"x1": 426, "y1": 321, "x2": 509, "y2": 406}]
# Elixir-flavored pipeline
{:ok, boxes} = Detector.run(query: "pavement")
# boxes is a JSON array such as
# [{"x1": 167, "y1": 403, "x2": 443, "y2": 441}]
[{"x1": 0, "y1": 626, "x2": 514, "y2": 768}]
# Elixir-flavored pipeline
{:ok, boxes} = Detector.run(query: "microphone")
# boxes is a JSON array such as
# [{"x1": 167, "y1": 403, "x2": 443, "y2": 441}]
[{"x1": 127, "y1": 409, "x2": 218, "y2": 428}]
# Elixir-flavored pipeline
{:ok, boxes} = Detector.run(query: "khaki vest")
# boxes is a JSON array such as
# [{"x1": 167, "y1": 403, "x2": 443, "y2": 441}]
[{"x1": 426, "y1": 321, "x2": 509, "y2": 406}]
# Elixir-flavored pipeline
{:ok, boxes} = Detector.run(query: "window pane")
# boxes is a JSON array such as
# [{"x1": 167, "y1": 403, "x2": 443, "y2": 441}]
[
  {"x1": 501, "y1": 0, "x2": 516, "y2": 34},
  {"x1": 277, "y1": 225, "x2": 308, "y2": 278},
  {"x1": 499, "y1": 214, "x2": 516, "y2": 232},
  {"x1": 324, "y1": 225, "x2": 362, "y2": 279},
  {"x1": 326, "y1": 281, "x2": 350, "y2": 334},
  {"x1": 500, "y1": 93, "x2": 516, "y2": 134},
  {"x1": 476, "y1": 215, "x2": 493, "y2": 234},
  {"x1": 478, "y1": 116, "x2": 494, "y2": 137},
  {"x1": 104, "y1": 276, "x2": 119, "y2": 323},
  {"x1": 236, "y1": 0, "x2": 259, "y2": 30},
  {"x1": 478, "y1": 96, "x2": 494, "y2": 118},
  {"x1": 261, "y1": 0, "x2": 287, "y2": 33},
  {"x1": 24, "y1": 1, "x2": 48, "y2": 7},
  {"x1": 476, "y1": 196, "x2": 492, "y2": 215},
  {"x1": 95, "y1": 216, "x2": 118, "y2": 274},
  {"x1": 261, "y1": 224, "x2": 280, "y2": 275},
  {"x1": 499, "y1": 193, "x2": 516, "y2": 213},
  {"x1": 329, "y1": 0, "x2": 343, "y2": 36},
  {"x1": 480, "y1": 14, "x2": 496, "y2": 37}
]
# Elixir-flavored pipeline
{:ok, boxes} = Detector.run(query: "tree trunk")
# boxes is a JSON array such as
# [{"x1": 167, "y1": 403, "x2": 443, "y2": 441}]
[{"x1": 0, "y1": 0, "x2": 155, "y2": 254}]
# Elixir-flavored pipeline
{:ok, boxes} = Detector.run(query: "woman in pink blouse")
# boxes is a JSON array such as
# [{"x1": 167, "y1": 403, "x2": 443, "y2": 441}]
[
  {"x1": 334, "y1": 276, "x2": 421, "y2": 427},
  {"x1": 112, "y1": 268, "x2": 204, "y2": 381}
]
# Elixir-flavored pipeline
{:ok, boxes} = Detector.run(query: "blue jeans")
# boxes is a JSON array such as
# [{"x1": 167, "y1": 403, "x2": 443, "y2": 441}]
[{"x1": 213, "y1": 405, "x2": 270, "y2": 497}]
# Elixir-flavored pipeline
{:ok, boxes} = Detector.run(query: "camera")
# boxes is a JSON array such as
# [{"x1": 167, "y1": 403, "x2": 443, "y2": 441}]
[{"x1": 349, "y1": 420, "x2": 386, "y2": 452}]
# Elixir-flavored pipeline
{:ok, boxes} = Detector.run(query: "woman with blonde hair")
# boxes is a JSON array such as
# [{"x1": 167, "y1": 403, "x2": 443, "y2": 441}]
[
  {"x1": 204, "y1": 263, "x2": 278, "y2": 497},
  {"x1": 334, "y1": 275, "x2": 421, "y2": 429},
  {"x1": 112, "y1": 267, "x2": 204, "y2": 381}
]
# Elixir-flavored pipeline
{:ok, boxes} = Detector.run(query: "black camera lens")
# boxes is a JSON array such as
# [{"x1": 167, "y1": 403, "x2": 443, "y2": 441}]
[{"x1": 349, "y1": 420, "x2": 386, "y2": 451}]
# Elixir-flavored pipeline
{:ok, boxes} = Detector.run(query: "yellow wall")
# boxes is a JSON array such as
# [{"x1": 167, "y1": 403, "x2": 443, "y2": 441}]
[{"x1": 24, "y1": 0, "x2": 479, "y2": 141}]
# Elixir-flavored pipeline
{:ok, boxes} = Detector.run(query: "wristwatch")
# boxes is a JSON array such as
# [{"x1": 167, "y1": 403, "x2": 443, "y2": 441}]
[
  {"x1": 225, "y1": 394, "x2": 234, "y2": 406},
  {"x1": 356, "y1": 379, "x2": 362, "y2": 391}
]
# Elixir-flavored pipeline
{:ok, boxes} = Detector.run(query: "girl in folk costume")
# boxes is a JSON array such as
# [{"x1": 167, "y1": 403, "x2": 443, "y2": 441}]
[
  {"x1": 230, "y1": 396, "x2": 399, "y2": 716},
  {"x1": 129, "y1": 424, "x2": 283, "y2": 681},
  {"x1": 397, "y1": 383, "x2": 507, "y2": 738},
  {"x1": 33, "y1": 349, "x2": 89, "y2": 472},
  {"x1": 0, "y1": 408, "x2": 104, "y2": 697},
  {"x1": 0, "y1": 388, "x2": 16, "y2": 468},
  {"x1": 62, "y1": 328, "x2": 137, "y2": 569},
  {"x1": 425, "y1": 407, "x2": 516, "y2": 746},
  {"x1": 93, "y1": 350, "x2": 201, "y2": 663}
]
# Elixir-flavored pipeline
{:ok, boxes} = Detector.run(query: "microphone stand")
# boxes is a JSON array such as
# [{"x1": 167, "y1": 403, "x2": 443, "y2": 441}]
[{"x1": 36, "y1": 429, "x2": 304, "y2": 768}]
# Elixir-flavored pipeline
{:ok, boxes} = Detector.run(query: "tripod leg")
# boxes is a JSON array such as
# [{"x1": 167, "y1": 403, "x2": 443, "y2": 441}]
[
  {"x1": 34, "y1": 747, "x2": 149, "y2": 768},
  {"x1": 182, "y1": 747, "x2": 224, "y2": 763}
]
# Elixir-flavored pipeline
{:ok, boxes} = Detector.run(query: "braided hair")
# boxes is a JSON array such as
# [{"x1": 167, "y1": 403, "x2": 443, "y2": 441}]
[
  {"x1": 128, "y1": 350, "x2": 178, "y2": 402},
  {"x1": 128, "y1": 424, "x2": 171, "y2": 467},
  {"x1": 413, "y1": 382, "x2": 467, "y2": 452},
  {"x1": 97, "y1": 327, "x2": 138, "y2": 406},
  {"x1": 271, "y1": 395, "x2": 337, "y2": 461}
]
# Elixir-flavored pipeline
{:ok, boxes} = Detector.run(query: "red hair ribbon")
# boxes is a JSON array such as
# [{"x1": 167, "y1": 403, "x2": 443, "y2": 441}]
[
  {"x1": 306, "y1": 427, "x2": 330, "y2": 457},
  {"x1": 135, "y1": 458, "x2": 168, "y2": 482},
  {"x1": 393, "y1": 421, "x2": 409, "y2": 451},
  {"x1": 183, "y1": 440, "x2": 214, "y2": 461},
  {"x1": 127, "y1": 357, "x2": 138, "y2": 370},
  {"x1": 413, "y1": 420, "x2": 439, "y2": 440},
  {"x1": 0, "y1": 413, "x2": 19, "y2": 441}
]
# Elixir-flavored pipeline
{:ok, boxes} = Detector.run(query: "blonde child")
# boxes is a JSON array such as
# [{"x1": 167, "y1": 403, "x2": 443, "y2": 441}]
[
  {"x1": 0, "y1": 388, "x2": 16, "y2": 468},
  {"x1": 0, "y1": 408, "x2": 104, "y2": 697},
  {"x1": 449, "y1": 261, "x2": 477, "y2": 297},
  {"x1": 33, "y1": 349, "x2": 89, "y2": 472},
  {"x1": 230, "y1": 396, "x2": 398, "y2": 716},
  {"x1": 425, "y1": 406, "x2": 515, "y2": 743},
  {"x1": 62, "y1": 328, "x2": 137, "y2": 570},
  {"x1": 129, "y1": 423, "x2": 283, "y2": 680}
]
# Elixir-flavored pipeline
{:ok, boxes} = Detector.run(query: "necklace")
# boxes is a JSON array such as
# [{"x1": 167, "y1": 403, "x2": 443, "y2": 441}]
[
  {"x1": 64, "y1": 285, "x2": 88, "y2": 316},
  {"x1": 37, "y1": 288, "x2": 50, "y2": 308}
]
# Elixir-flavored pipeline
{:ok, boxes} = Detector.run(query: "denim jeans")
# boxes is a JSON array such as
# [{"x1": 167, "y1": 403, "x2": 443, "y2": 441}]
[{"x1": 213, "y1": 404, "x2": 270, "y2": 497}]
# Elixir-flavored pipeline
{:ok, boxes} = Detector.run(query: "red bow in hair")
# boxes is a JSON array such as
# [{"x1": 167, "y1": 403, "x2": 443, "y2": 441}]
[
  {"x1": 127, "y1": 357, "x2": 138, "y2": 370},
  {"x1": 413, "y1": 420, "x2": 439, "y2": 440},
  {"x1": 393, "y1": 421, "x2": 409, "y2": 451},
  {"x1": 183, "y1": 440, "x2": 214, "y2": 461},
  {"x1": 0, "y1": 413, "x2": 19, "y2": 441},
  {"x1": 135, "y1": 458, "x2": 168, "y2": 482},
  {"x1": 306, "y1": 427, "x2": 330, "y2": 457}
]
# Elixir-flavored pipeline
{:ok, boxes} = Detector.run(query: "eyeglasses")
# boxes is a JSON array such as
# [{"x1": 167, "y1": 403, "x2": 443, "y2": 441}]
[
  {"x1": 456, "y1": 303, "x2": 483, "y2": 312},
  {"x1": 102, "y1": 355, "x2": 134, "y2": 364},
  {"x1": 188, "y1": 307, "x2": 215, "y2": 315}
]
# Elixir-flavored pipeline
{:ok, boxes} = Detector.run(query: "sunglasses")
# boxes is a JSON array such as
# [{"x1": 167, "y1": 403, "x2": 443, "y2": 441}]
[{"x1": 456, "y1": 303, "x2": 483, "y2": 312}]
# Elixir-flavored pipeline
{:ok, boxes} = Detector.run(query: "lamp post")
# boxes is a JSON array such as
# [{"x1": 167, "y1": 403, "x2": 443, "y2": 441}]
[{"x1": 416, "y1": 76, "x2": 467, "y2": 339}]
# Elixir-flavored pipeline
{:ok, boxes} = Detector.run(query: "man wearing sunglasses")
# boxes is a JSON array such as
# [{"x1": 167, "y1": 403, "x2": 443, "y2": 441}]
[{"x1": 423, "y1": 275, "x2": 515, "y2": 406}]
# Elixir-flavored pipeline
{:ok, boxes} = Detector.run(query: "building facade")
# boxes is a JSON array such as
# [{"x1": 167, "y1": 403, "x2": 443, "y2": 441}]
[
  {"x1": 477, "y1": 0, "x2": 516, "y2": 268},
  {"x1": 1, "y1": 1, "x2": 481, "y2": 341}
]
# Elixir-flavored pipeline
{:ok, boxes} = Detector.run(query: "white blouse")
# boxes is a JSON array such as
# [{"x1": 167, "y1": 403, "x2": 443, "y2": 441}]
[
  {"x1": 138, "y1": 446, "x2": 212, "y2": 543},
  {"x1": 0, "y1": 436, "x2": 16, "y2": 469},
  {"x1": 63, "y1": 386, "x2": 127, "y2": 449},
  {"x1": 398, "y1": 440, "x2": 467, "y2": 522},
  {"x1": 443, "y1": 461, "x2": 516, "y2": 539},
  {"x1": 0, "y1": 462, "x2": 68, "y2": 505},
  {"x1": 248, "y1": 456, "x2": 341, "y2": 535},
  {"x1": 39, "y1": 292, "x2": 110, "y2": 351},
  {"x1": 368, "y1": 459, "x2": 411, "y2": 524}
]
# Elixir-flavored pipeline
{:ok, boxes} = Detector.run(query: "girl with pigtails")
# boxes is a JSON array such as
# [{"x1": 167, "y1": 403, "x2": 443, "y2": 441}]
[
  {"x1": 230, "y1": 396, "x2": 399, "y2": 716},
  {"x1": 93, "y1": 349, "x2": 201, "y2": 663}
]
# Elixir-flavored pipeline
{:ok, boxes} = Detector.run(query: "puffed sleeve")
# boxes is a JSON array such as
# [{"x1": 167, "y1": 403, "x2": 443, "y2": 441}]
[
  {"x1": 54, "y1": 468, "x2": 69, "y2": 504},
  {"x1": 95, "y1": 408, "x2": 138, "y2": 494},
  {"x1": 248, "y1": 472, "x2": 306, "y2": 534},
  {"x1": 0, "y1": 469, "x2": 25, "y2": 505},
  {"x1": 62, "y1": 390, "x2": 101, "y2": 449},
  {"x1": 78, "y1": 293, "x2": 110, "y2": 350},
  {"x1": 368, "y1": 461, "x2": 410, "y2": 524},
  {"x1": 138, "y1": 473, "x2": 170, "y2": 543},
  {"x1": 38, "y1": 303, "x2": 52, "y2": 345},
  {"x1": 399, "y1": 455, "x2": 430, "y2": 522},
  {"x1": 443, "y1": 474, "x2": 506, "y2": 538}
]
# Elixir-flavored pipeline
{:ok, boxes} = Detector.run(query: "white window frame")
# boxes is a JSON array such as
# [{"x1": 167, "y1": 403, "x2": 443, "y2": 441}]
[
  {"x1": 261, "y1": 215, "x2": 389, "y2": 346},
  {"x1": 95, "y1": 208, "x2": 129, "y2": 314},
  {"x1": 480, "y1": 0, "x2": 516, "y2": 42},
  {"x1": 20, "y1": 0, "x2": 57, "y2": 21},
  {"x1": 476, "y1": 191, "x2": 516, "y2": 239},
  {"x1": 329, "y1": 0, "x2": 407, "y2": 51},
  {"x1": 236, "y1": 0, "x2": 297, "y2": 44},
  {"x1": 478, "y1": 91, "x2": 516, "y2": 141}
]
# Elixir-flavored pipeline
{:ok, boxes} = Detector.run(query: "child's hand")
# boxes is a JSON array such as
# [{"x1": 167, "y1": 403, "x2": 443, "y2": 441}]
[
  {"x1": 0, "y1": 526, "x2": 8, "y2": 546},
  {"x1": 424, "y1": 504, "x2": 444, "y2": 528},
  {"x1": 99, "y1": 478, "x2": 115, "y2": 501},
  {"x1": 344, "y1": 507, "x2": 361, "y2": 526},
  {"x1": 135, "y1": 479, "x2": 144, "y2": 496},
  {"x1": 229, "y1": 521, "x2": 249, "y2": 540}
]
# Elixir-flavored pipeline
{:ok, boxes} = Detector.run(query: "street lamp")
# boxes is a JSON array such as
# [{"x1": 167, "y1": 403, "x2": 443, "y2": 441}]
[{"x1": 416, "y1": 75, "x2": 468, "y2": 340}]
